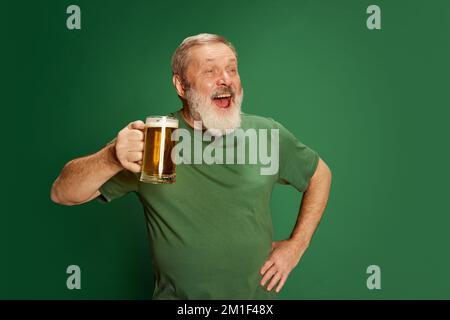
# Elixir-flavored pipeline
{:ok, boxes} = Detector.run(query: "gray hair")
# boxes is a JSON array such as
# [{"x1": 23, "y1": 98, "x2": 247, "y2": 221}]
[{"x1": 171, "y1": 33, "x2": 238, "y2": 85}]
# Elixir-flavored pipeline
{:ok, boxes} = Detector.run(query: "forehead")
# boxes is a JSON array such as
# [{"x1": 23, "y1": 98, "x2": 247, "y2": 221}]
[{"x1": 188, "y1": 43, "x2": 237, "y2": 67}]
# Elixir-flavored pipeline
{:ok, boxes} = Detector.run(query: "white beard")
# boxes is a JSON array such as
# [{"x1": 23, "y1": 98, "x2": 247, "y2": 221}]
[{"x1": 186, "y1": 88, "x2": 243, "y2": 136}]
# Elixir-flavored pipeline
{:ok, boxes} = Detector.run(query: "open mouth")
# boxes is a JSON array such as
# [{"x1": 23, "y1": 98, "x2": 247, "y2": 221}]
[{"x1": 212, "y1": 93, "x2": 232, "y2": 108}]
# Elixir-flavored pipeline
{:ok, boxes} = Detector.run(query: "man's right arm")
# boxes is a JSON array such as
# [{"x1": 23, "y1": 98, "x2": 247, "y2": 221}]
[{"x1": 50, "y1": 120, "x2": 145, "y2": 206}]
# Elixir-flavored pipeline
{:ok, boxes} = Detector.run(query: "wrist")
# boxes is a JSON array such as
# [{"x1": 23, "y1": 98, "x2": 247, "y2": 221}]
[
  {"x1": 105, "y1": 140, "x2": 123, "y2": 172},
  {"x1": 288, "y1": 236, "x2": 310, "y2": 253}
]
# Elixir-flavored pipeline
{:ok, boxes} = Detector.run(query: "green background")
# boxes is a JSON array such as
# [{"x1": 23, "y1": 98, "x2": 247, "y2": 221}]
[{"x1": 3, "y1": 0, "x2": 450, "y2": 299}]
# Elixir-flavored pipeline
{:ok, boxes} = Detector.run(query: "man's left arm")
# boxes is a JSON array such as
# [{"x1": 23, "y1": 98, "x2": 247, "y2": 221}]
[{"x1": 260, "y1": 157, "x2": 332, "y2": 292}]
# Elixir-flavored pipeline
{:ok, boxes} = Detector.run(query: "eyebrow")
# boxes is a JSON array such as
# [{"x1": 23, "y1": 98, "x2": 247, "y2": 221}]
[{"x1": 204, "y1": 58, "x2": 237, "y2": 63}]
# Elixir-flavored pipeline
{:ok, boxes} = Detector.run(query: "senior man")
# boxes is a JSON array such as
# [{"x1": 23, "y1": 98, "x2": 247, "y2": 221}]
[{"x1": 51, "y1": 33, "x2": 332, "y2": 299}]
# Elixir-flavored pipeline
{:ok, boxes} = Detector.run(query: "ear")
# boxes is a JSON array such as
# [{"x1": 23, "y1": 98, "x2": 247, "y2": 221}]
[{"x1": 172, "y1": 74, "x2": 185, "y2": 98}]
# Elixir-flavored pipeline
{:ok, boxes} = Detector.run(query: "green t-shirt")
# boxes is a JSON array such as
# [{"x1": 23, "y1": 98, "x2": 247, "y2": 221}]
[{"x1": 99, "y1": 110, "x2": 319, "y2": 299}]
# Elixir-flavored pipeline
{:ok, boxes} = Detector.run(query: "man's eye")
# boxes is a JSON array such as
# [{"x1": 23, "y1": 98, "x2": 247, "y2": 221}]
[{"x1": 205, "y1": 69, "x2": 213, "y2": 74}]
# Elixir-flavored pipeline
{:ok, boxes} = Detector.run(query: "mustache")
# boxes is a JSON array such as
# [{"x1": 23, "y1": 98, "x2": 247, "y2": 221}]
[{"x1": 211, "y1": 87, "x2": 235, "y2": 99}]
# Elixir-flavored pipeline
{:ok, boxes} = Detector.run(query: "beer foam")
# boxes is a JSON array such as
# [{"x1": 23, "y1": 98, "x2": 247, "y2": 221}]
[{"x1": 145, "y1": 116, "x2": 179, "y2": 128}]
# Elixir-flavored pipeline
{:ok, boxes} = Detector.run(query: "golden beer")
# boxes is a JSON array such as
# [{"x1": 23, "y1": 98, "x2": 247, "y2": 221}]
[{"x1": 140, "y1": 116, "x2": 179, "y2": 184}]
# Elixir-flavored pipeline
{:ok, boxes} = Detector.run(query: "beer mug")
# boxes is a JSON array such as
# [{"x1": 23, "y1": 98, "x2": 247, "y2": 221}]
[{"x1": 140, "y1": 116, "x2": 179, "y2": 184}]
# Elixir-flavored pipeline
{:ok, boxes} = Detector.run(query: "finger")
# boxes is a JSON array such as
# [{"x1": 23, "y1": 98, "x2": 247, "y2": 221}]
[
  {"x1": 123, "y1": 162, "x2": 141, "y2": 173},
  {"x1": 128, "y1": 129, "x2": 145, "y2": 141},
  {"x1": 267, "y1": 272, "x2": 282, "y2": 291},
  {"x1": 260, "y1": 260, "x2": 274, "y2": 275},
  {"x1": 128, "y1": 120, "x2": 145, "y2": 130},
  {"x1": 260, "y1": 265, "x2": 277, "y2": 287},
  {"x1": 127, "y1": 151, "x2": 143, "y2": 162},
  {"x1": 127, "y1": 141, "x2": 144, "y2": 152},
  {"x1": 275, "y1": 274, "x2": 288, "y2": 293}
]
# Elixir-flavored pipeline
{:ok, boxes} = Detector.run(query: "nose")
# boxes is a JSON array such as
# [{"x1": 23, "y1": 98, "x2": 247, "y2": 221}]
[{"x1": 216, "y1": 70, "x2": 232, "y2": 87}]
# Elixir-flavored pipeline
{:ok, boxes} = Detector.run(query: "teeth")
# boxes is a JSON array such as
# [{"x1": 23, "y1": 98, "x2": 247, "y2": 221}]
[{"x1": 216, "y1": 94, "x2": 231, "y2": 98}]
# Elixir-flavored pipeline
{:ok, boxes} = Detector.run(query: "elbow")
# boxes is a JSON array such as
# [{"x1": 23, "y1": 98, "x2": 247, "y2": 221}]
[
  {"x1": 50, "y1": 180, "x2": 61, "y2": 204},
  {"x1": 50, "y1": 180, "x2": 76, "y2": 206},
  {"x1": 51, "y1": 193, "x2": 78, "y2": 206},
  {"x1": 50, "y1": 179, "x2": 96, "y2": 206},
  {"x1": 50, "y1": 189, "x2": 58, "y2": 204},
  {"x1": 50, "y1": 184, "x2": 66, "y2": 205}
]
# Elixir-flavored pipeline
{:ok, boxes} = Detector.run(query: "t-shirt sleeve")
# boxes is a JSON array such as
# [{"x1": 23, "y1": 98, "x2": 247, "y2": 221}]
[
  {"x1": 273, "y1": 119, "x2": 320, "y2": 192},
  {"x1": 97, "y1": 169, "x2": 140, "y2": 203}
]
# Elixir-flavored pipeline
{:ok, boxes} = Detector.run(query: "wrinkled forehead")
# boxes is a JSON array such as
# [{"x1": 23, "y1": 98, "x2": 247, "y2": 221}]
[{"x1": 187, "y1": 43, "x2": 237, "y2": 70}]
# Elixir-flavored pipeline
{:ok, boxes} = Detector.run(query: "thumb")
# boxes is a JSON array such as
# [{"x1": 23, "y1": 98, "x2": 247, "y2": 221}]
[{"x1": 128, "y1": 120, "x2": 145, "y2": 130}]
